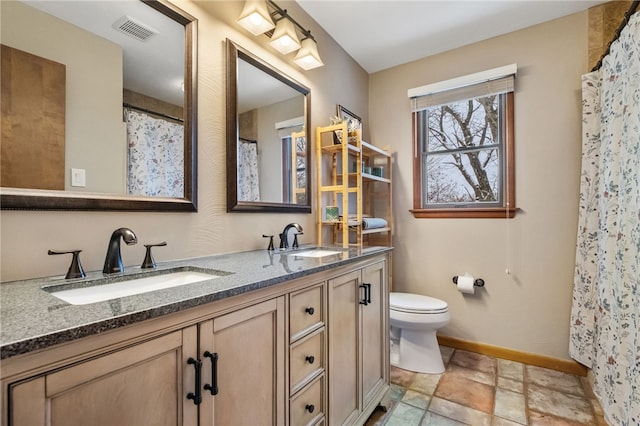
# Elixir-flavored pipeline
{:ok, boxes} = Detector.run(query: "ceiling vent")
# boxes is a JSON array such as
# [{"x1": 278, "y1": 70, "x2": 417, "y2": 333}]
[{"x1": 113, "y1": 16, "x2": 158, "y2": 42}]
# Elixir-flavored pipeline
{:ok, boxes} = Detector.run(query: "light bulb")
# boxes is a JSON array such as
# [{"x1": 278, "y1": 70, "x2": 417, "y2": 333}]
[{"x1": 249, "y1": 12, "x2": 263, "y2": 26}]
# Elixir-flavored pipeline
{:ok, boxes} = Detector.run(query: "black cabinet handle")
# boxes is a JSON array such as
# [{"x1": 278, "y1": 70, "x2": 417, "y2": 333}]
[
  {"x1": 305, "y1": 307, "x2": 315, "y2": 315},
  {"x1": 365, "y1": 283, "x2": 372, "y2": 304},
  {"x1": 306, "y1": 404, "x2": 315, "y2": 413},
  {"x1": 305, "y1": 355, "x2": 315, "y2": 364},
  {"x1": 186, "y1": 357, "x2": 202, "y2": 405},
  {"x1": 203, "y1": 351, "x2": 219, "y2": 395},
  {"x1": 359, "y1": 284, "x2": 368, "y2": 305}
]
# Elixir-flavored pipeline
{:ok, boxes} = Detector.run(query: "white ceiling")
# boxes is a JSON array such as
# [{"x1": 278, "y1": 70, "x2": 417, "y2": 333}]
[{"x1": 296, "y1": 0, "x2": 608, "y2": 73}]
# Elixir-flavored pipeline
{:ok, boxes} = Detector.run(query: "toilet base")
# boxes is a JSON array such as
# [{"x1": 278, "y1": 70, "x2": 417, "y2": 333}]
[{"x1": 391, "y1": 328, "x2": 444, "y2": 374}]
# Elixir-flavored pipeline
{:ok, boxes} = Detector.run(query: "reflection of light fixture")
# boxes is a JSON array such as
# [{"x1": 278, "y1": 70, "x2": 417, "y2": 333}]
[
  {"x1": 180, "y1": 81, "x2": 184, "y2": 92},
  {"x1": 237, "y1": 0, "x2": 323, "y2": 70},
  {"x1": 269, "y1": 15, "x2": 300, "y2": 54},
  {"x1": 294, "y1": 37, "x2": 323, "y2": 70},
  {"x1": 237, "y1": 0, "x2": 275, "y2": 36}
]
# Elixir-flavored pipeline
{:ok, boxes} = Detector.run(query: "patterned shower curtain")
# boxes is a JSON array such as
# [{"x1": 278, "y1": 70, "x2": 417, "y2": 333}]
[
  {"x1": 237, "y1": 139, "x2": 260, "y2": 201},
  {"x1": 125, "y1": 109, "x2": 184, "y2": 198},
  {"x1": 569, "y1": 11, "x2": 639, "y2": 426}
]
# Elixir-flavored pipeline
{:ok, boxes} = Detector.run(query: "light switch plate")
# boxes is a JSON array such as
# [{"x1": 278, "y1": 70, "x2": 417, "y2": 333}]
[{"x1": 71, "y1": 168, "x2": 86, "y2": 187}]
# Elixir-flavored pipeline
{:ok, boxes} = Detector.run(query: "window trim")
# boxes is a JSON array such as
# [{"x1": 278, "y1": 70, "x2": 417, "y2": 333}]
[{"x1": 411, "y1": 92, "x2": 517, "y2": 218}]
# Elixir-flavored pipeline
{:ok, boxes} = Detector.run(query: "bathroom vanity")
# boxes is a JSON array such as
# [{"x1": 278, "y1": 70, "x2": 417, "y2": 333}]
[{"x1": 0, "y1": 247, "x2": 390, "y2": 426}]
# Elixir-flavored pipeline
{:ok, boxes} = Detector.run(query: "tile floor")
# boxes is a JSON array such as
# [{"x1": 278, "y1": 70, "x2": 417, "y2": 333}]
[{"x1": 366, "y1": 346, "x2": 607, "y2": 426}]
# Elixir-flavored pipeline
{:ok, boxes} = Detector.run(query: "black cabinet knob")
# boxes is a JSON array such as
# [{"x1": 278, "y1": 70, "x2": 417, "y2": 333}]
[
  {"x1": 305, "y1": 404, "x2": 315, "y2": 413},
  {"x1": 305, "y1": 307, "x2": 315, "y2": 315},
  {"x1": 305, "y1": 355, "x2": 315, "y2": 364}
]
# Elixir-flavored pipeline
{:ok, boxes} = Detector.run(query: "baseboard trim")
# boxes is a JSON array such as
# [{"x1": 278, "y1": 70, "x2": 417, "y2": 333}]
[{"x1": 437, "y1": 335, "x2": 588, "y2": 377}]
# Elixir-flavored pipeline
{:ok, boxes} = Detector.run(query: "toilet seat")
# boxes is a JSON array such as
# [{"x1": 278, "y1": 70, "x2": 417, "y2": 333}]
[{"x1": 390, "y1": 292, "x2": 448, "y2": 314}]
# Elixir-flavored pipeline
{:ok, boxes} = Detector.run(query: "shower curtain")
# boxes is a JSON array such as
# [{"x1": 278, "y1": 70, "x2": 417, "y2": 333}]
[
  {"x1": 237, "y1": 139, "x2": 260, "y2": 201},
  {"x1": 125, "y1": 109, "x2": 184, "y2": 198},
  {"x1": 569, "y1": 11, "x2": 639, "y2": 426}
]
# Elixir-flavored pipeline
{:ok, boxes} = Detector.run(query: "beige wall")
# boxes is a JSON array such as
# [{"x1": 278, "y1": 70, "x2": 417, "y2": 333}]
[
  {"x1": 369, "y1": 12, "x2": 588, "y2": 360},
  {"x1": 1, "y1": 1, "x2": 126, "y2": 194},
  {"x1": 0, "y1": 1, "x2": 368, "y2": 282}
]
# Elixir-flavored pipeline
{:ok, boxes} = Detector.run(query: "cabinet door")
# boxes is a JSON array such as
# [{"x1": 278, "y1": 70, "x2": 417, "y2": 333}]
[
  {"x1": 9, "y1": 330, "x2": 194, "y2": 426},
  {"x1": 361, "y1": 261, "x2": 388, "y2": 409},
  {"x1": 199, "y1": 297, "x2": 285, "y2": 426},
  {"x1": 327, "y1": 269, "x2": 361, "y2": 425}
]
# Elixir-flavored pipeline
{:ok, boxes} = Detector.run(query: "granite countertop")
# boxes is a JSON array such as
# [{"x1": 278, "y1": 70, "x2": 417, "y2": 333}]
[{"x1": 0, "y1": 245, "x2": 391, "y2": 359}]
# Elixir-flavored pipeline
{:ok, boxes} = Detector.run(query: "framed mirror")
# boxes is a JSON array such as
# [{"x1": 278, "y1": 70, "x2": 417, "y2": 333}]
[
  {"x1": 0, "y1": 0, "x2": 197, "y2": 211},
  {"x1": 226, "y1": 39, "x2": 311, "y2": 213}
]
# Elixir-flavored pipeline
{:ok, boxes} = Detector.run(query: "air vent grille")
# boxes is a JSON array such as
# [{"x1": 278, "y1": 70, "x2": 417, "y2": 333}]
[{"x1": 113, "y1": 16, "x2": 157, "y2": 42}]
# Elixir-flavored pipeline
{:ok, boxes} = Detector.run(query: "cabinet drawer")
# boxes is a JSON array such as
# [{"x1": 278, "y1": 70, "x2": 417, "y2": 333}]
[
  {"x1": 290, "y1": 374, "x2": 324, "y2": 426},
  {"x1": 290, "y1": 284, "x2": 324, "y2": 341},
  {"x1": 290, "y1": 328, "x2": 324, "y2": 394}
]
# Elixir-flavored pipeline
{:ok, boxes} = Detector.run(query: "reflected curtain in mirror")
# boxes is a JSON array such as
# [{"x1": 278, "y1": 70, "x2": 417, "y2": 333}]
[
  {"x1": 237, "y1": 138, "x2": 260, "y2": 201},
  {"x1": 125, "y1": 108, "x2": 184, "y2": 198}
]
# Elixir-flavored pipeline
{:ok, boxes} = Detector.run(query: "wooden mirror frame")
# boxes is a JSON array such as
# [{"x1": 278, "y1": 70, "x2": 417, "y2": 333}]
[
  {"x1": 0, "y1": 0, "x2": 198, "y2": 212},
  {"x1": 226, "y1": 39, "x2": 311, "y2": 213}
]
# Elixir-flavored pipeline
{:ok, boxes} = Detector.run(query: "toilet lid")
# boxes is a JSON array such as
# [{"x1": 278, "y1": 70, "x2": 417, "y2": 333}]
[{"x1": 390, "y1": 292, "x2": 448, "y2": 314}]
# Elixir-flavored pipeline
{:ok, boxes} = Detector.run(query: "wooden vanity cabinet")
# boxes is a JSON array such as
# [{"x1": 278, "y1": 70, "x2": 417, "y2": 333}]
[
  {"x1": 288, "y1": 281, "x2": 327, "y2": 425},
  {"x1": 8, "y1": 329, "x2": 195, "y2": 426},
  {"x1": 2, "y1": 254, "x2": 389, "y2": 426},
  {"x1": 6, "y1": 298, "x2": 285, "y2": 426},
  {"x1": 198, "y1": 297, "x2": 286, "y2": 425},
  {"x1": 328, "y1": 260, "x2": 389, "y2": 426}
]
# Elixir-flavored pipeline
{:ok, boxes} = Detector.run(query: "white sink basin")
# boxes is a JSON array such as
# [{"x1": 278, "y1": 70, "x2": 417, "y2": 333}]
[
  {"x1": 47, "y1": 270, "x2": 221, "y2": 305},
  {"x1": 286, "y1": 249, "x2": 344, "y2": 258}
]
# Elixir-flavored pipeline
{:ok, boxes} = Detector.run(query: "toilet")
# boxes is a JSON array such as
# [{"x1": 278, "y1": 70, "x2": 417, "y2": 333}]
[{"x1": 389, "y1": 292, "x2": 450, "y2": 374}]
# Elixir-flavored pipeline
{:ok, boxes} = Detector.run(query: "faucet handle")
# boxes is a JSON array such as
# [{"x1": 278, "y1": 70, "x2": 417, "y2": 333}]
[
  {"x1": 292, "y1": 232, "x2": 304, "y2": 249},
  {"x1": 262, "y1": 234, "x2": 275, "y2": 251},
  {"x1": 48, "y1": 249, "x2": 86, "y2": 279},
  {"x1": 141, "y1": 242, "x2": 167, "y2": 269}
]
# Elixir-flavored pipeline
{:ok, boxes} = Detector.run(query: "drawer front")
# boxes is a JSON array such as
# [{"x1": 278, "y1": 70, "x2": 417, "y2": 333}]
[
  {"x1": 290, "y1": 329, "x2": 324, "y2": 393},
  {"x1": 290, "y1": 284, "x2": 323, "y2": 341},
  {"x1": 290, "y1": 374, "x2": 324, "y2": 426}
]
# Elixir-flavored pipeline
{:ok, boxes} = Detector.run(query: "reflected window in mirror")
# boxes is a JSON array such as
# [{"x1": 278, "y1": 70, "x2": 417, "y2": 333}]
[
  {"x1": 226, "y1": 39, "x2": 311, "y2": 213},
  {"x1": 0, "y1": 0, "x2": 197, "y2": 211},
  {"x1": 282, "y1": 128, "x2": 307, "y2": 205}
]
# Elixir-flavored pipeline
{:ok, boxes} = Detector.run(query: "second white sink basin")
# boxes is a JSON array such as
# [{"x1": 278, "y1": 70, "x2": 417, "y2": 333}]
[
  {"x1": 47, "y1": 270, "x2": 222, "y2": 305},
  {"x1": 286, "y1": 249, "x2": 344, "y2": 258}
]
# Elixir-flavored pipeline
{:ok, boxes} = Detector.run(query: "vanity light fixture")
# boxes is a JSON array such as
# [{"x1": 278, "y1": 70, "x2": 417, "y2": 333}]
[
  {"x1": 293, "y1": 37, "x2": 323, "y2": 70},
  {"x1": 237, "y1": 0, "x2": 275, "y2": 36},
  {"x1": 269, "y1": 14, "x2": 301, "y2": 54},
  {"x1": 237, "y1": 0, "x2": 323, "y2": 70}
]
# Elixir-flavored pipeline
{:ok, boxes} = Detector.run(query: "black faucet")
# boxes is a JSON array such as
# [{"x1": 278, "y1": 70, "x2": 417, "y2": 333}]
[
  {"x1": 103, "y1": 228, "x2": 138, "y2": 274},
  {"x1": 279, "y1": 223, "x2": 303, "y2": 250}
]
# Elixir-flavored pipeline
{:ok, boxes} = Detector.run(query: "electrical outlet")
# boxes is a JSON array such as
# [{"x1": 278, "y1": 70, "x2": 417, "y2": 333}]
[{"x1": 71, "y1": 168, "x2": 86, "y2": 187}]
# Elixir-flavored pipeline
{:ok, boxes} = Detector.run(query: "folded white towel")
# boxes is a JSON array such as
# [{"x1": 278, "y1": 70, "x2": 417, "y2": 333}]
[{"x1": 362, "y1": 218, "x2": 388, "y2": 230}]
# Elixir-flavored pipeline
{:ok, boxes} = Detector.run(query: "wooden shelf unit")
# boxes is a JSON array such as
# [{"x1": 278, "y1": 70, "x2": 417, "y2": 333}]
[
  {"x1": 316, "y1": 124, "x2": 392, "y2": 248},
  {"x1": 316, "y1": 123, "x2": 361, "y2": 248},
  {"x1": 361, "y1": 140, "x2": 393, "y2": 247}
]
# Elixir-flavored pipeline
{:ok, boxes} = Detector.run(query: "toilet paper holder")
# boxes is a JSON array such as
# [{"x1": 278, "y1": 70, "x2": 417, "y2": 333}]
[{"x1": 452, "y1": 276, "x2": 485, "y2": 287}]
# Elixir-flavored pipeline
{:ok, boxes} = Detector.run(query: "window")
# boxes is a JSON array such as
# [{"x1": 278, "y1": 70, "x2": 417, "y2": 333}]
[{"x1": 409, "y1": 66, "x2": 517, "y2": 218}]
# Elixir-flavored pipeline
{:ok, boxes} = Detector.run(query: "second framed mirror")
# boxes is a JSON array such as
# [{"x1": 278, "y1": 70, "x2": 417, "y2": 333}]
[{"x1": 226, "y1": 39, "x2": 311, "y2": 213}]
